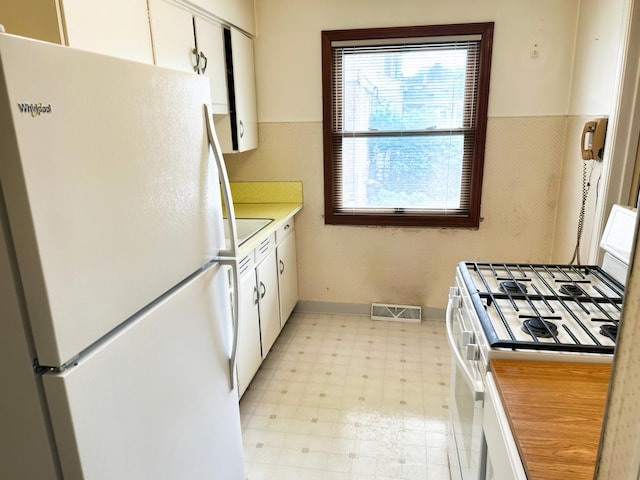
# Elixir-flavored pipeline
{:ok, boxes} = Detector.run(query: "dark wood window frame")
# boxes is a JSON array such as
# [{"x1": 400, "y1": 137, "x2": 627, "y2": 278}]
[{"x1": 321, "y1": 23, "x2": 494, "y2": 228}]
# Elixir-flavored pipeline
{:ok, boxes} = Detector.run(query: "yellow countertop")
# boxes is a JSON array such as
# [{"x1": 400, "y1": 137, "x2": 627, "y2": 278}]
[
  {"x1": 226, "y1": 181, "x2": 303, "y2": 256},
  {"x1": 232, "y1": 202, "x2": 302, "y2": 256}
]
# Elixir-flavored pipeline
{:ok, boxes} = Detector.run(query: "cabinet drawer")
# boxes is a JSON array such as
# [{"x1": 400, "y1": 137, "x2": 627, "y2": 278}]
[
  {"x1": 275, "y1": 218, "x2": 295, "y2": 244},
  {"x1": 254, "y1": 233, "x2": 275, "y2": 264}
]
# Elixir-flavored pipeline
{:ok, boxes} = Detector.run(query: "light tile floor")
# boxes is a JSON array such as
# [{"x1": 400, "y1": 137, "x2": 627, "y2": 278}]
[{"x1": 240, "y1": 312, "x2": 452, "y2": 480}]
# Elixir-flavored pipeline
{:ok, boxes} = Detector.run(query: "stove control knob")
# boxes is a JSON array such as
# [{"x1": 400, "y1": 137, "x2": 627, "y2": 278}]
[
  {"x1": 465, "y1": 344, "x2": 480, "y2": 361},
  {"x1": 462, "y1": 331, "x2": 475, "y2": 346},
  {"x1": 448, "y1": 287, "x2": 461, "y2": 308}
]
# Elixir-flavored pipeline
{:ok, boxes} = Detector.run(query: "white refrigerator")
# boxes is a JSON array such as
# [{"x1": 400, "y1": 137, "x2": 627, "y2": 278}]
[{"x1": 0, "y1": 33, "x2": 244, "y2": 479}]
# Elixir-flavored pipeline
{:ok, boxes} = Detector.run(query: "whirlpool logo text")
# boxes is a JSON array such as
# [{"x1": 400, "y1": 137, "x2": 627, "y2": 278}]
[{"x1": 17, "y1": 102, "x2": 53, "y2": 117}]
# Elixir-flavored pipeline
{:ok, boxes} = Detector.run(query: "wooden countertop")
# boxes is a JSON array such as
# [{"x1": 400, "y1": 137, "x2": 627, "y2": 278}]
[{"x1": 491, "y1": 359, "x2": 611, "y2": 480}]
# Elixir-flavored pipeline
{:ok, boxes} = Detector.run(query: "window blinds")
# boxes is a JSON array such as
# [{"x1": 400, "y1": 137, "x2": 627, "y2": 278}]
[{"x1": 330, "y1": 38, "x2": 481, "y2": 219}]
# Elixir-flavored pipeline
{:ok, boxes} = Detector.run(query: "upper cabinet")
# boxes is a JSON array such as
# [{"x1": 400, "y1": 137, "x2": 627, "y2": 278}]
[
  {"x1": 184, "y1": 0, "x2": 256, "y2": 36},
  {"x1": 148, "y1": 0, "x2": 228, "y2": 114},
  {"x1": 149, "y1": 0, "x2": 257, "y2": 151},
  {"x1": 0, "y1": 0, "x2": 153, "y2": 64},
  {"x1": 1, "y1": 0, "x2": 258, "y2": 152},
  {"x1": 215, "y1": 27, "x2": 258, "y2": 153}
]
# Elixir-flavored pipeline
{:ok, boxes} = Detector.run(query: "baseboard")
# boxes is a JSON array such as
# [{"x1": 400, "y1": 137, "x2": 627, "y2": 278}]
[{"x1": 294, "y1": 300, "x2": 445, "y2": 321}]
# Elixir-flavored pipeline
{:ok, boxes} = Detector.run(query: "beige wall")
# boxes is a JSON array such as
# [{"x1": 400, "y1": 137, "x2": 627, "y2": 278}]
[
  {"x1": 569, "y1": 0, "x2": 624, "y2": 116},
  {"x1": 227, "y1": 118, "x2": 566, "y2": 311},
  {"x1": 226, "y1": 0, "x2": 626, "y2": 311},
  {"x1": 254, "y1": 0, "x2": 578, "y2": 121},
  {"x1": 551, "y1": 0, "x2": 627, "y2": 263}
]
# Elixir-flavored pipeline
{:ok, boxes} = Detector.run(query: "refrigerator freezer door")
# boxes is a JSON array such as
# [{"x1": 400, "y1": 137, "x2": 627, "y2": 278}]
[
  {"x1": 42, "y1": 264, "x2": 244, "y2": 479},
  {"x1": 0, "y1": 34, "x2": 225, "y2": 366}
]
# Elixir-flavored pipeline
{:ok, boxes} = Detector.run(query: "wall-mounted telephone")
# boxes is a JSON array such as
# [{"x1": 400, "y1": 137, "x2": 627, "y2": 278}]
[{"x1": 581, "y1": 117, "x2": 608, "y2": 160}]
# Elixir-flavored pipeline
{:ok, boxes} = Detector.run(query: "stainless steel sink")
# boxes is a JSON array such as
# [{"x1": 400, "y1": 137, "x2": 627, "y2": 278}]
[{"x1": 223, "y1": 218, "x2": 273, "y2": 246}]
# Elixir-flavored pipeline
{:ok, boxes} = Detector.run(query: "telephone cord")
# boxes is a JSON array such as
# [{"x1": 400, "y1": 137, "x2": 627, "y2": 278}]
[{"x1": 570, "y1": 160, "x2": 594, "y2": 265}]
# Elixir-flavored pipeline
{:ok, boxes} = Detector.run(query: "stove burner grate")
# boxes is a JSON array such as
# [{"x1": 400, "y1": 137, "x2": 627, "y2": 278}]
[
  {"x1": 521, "y1": 318, "x2": 558, "y2": 338},
  {"x1": 499, "y1": 281, "x2": 528, "y2": 295},
  {"x1": 559, "y1": 284, "x2": 585, "y2": 296},
  {"x1": 459, "y1": 261, "x2": 624, "y2": 352},
  {"x1": 599, "y1": 324, "x2": 618, "y2": 341}
]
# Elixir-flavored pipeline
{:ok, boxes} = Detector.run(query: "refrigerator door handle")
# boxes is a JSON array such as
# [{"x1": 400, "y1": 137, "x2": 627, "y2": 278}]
[
  {"x1": 204, "y1": 104, "x2": 239, "y2": 391},
  {"x1": 204, "y1": 104, "x2": 238, "y2": 260},
  {"x1": 215, "y1": 256, "x2": 239, "y2": 391}
]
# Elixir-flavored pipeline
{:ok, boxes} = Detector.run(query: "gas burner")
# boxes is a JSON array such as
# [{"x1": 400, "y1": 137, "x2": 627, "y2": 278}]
[
  {"x1": 559, "y1": 284, "x2": 585, "y2": 296},
  {"x1": 521, "y1": 318, "x2": 558, "y2": 338},
  {"x1": 599, "y1": 324, "x2": 618, "y2": 341},
  {"x1": 499, "y1": 281, "x2": 527, "y2": 294},
  {"x1": 459, "y1": 261, "x2": 624, "y2": 352}
]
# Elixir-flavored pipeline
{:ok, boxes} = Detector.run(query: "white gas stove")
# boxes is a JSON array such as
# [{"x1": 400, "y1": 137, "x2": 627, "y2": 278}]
[{"x1": 446, "y1": 204, "x2": 637, "y2": 480}]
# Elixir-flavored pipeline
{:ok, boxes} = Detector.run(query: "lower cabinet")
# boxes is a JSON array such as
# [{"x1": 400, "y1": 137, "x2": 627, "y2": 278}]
[
  {"x1": 236, "y1": 216, "x2": 299, "y2": 398},
  {"x1": 484, "y1": 373, "x2": 527, "y2": 480},
  {"x1": 236, "y1": 242, "x2": 280, "y2": 397},
  {"x1": 276, "y1": 227, "x2": 298, "y2": 327},
  {"x1": 256, "y1": 249, "x2": 281, "y2": 356},
  {"x1": 236, "y1": 263, "x2": 261, "y2": 398}
]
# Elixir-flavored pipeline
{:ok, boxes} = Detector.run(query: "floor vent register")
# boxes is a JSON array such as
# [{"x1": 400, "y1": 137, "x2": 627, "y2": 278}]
[{"x1": 370, "y1": 303, "x2": 422, "y2": 323}]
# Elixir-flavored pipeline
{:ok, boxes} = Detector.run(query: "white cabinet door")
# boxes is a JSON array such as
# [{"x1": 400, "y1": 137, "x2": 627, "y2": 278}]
[
  {"x1": 256, "y1": 250, "x2": 280, "y2": 356},
  {"x1": 186, "y1": 0, "x2": 256, "y2": 36},
  {"x1": 194, "y1": 17, "x2": 229, "y2": 114},
  {"x1": 483, "y1": 373, "x2": 528, "y2": 480},
  {"x1": 215, "y1": 27, "x2": 258, "y2": 152},
  {"x1": 148, "y1": 1, "x2": 229, "y2": 114},
  {"x1": 0, "y1": 1, "x2": 64, "y2": 44},
  {"x1": 236, "y1": 268, "x2": 262, "y2": 397},
  {"x1": 230, "y1": 28, "x2": 258, "y2": 150},
  {"x1": 148, "y1": 0, "x2": 198, "y2": 73},
  {"x1": 277, "y1": 231, "x2": 298, "y2": 327},
  {"x1": 0, "y1": 0, "x2": 153, "y2": 63},
  {"x1": 60, "y1": 0, "x2": 153, "y2": 63}
]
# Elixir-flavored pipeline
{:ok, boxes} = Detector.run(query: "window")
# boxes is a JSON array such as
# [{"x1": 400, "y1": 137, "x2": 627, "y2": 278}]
[{"x1": 321, "y1": 23, "x2": 494, "y2": 228}]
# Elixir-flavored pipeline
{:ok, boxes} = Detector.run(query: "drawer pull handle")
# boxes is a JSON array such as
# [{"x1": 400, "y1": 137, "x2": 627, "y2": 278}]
[{"x1": 279, "y1": 259, "x2": 285, "y2": 275}]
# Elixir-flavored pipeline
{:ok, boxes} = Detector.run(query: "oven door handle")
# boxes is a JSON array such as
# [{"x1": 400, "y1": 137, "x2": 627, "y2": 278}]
[{"x1": 446, "y1": 294, "x2": 485, "y2": 401}]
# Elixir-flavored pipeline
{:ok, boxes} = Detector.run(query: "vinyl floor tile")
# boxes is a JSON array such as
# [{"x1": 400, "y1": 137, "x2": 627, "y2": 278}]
[{"x1": 241, "y1": 313, "x2": 451, "y2": 479}]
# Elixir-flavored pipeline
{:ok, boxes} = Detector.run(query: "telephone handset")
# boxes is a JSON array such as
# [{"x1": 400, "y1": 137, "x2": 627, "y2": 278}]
[
  {"x1": 571, "y1": 117, "x2": 608, "y2": 265},
  {"x1": 581, "y1": 117, "x2": 608, "y2": 160}
]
